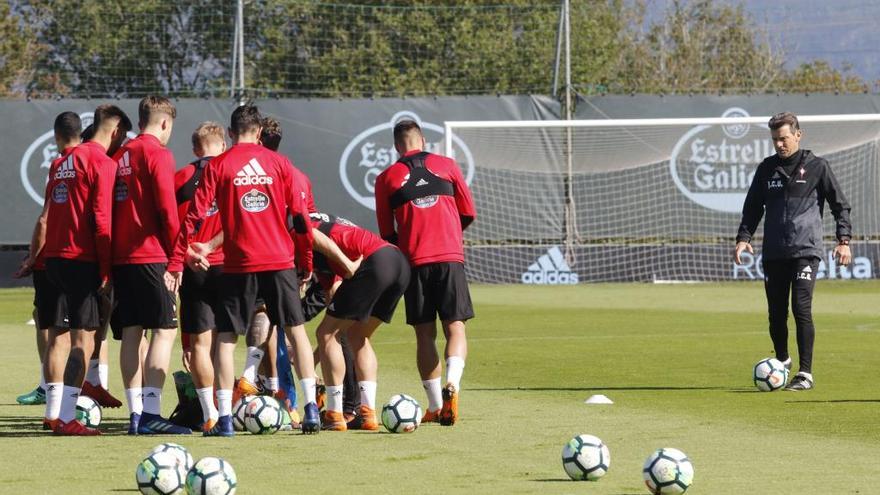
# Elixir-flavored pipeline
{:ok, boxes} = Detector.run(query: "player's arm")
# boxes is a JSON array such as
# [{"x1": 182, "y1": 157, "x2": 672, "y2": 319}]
[
  {"x1": 820, "y1": 160, "x2": 853, "y2": 265},
  {"x1": 450, "y1": 159, "x2": 476, "y2": 230},
  {"x1": 14, "y1": 186, "x2": 51, "y2": 278},
  {"x1": 170, "y1": 162, "x2": 216, "y2": 273},
  {"x1": 311, "y1": 227, "x2": 361, "y2": 279},
  {"x1": 284, "y1": 162, "x2": 314, "y2": 276},
  {"x1": 151, "y1": 151, "x2": 181, "y2": 258},
  {"x1": 733, "y1": 164, "x2": 765, "y2": 264},
  {"x1": 374, "y1": 171, "x2": 397, "y2": 244},
  {"x1": 92, "y1": 155, "x2": 116, "y2": 287}
]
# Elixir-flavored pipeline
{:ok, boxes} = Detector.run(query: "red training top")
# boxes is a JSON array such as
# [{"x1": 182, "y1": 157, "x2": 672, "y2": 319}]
[
  {"x1": 170, "y1": 142, "x2": 313, "y2": 274},
  {"x1": 43, "y1": 141, "x2": 116, "y2": 281},
  {"x1": 309, "y1": 213, "x2": 390, "y2": 279},
  {"x1": 291, "y1": 165, "x2": 317, "y2": 214},
  {"x1": 110, "y1": 134, "x2": 180, "y2": 265},
  {"x1": 174, "y1": 158, "x2": 224, "y2": 266},
  {"x1": 374, "y1": 150, "x2": 476, "y2": 266},
  {"x1": 34, "y1": 146, "x2": 77, "y2": 272}
]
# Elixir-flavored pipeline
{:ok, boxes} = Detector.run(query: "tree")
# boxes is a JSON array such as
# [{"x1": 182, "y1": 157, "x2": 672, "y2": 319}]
[{"x1": 0, "y1": 3, "x2": 41, "y2": 97}]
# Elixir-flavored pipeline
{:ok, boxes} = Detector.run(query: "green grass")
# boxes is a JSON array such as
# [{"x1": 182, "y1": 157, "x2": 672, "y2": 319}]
[{"x1": 0, "y1": 282, "x2": 878, "y2": 494}]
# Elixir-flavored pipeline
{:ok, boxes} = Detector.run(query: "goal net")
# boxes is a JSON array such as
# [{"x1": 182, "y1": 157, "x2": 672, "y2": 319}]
[{"x1": 445, "y1": 114, "x2": 880, "y2": 284}]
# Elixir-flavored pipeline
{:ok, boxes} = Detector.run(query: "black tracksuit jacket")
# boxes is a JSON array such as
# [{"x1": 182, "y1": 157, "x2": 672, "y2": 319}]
[{"x1": 736, "y1": 149, "x2": 852, "y2": 261}]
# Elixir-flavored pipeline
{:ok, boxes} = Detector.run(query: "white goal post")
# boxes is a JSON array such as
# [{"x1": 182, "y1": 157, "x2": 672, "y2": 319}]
[{"x1": 444, "y1": 114, "x2": 880, "y2": 284}]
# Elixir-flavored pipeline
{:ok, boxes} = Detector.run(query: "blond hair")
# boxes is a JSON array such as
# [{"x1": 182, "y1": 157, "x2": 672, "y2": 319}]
[{"x1": 191, "y1": 121, "x2": 225, "y2": 155}]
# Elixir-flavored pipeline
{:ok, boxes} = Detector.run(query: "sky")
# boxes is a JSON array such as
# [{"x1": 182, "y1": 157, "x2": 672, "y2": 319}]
[{"x1": 644, "y1": 0, "x2": 880, "y2": 83}]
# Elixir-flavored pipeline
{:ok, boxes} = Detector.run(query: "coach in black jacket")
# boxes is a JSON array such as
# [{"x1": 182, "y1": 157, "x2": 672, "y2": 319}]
[{"x1": 733, "y1": 111, "x2": 851, "y2": 391}]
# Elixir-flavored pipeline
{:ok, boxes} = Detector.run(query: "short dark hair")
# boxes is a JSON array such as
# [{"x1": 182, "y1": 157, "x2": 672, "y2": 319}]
[
  {"x1": 393, "y1": 119, "x2": 423, "y2": 148},
  {"x1": 260, "y1": 117, "x2": 282, "y2": 151},
  {"x1": 93, "y1": 104, "x2": 132, "y2": 133},
  {"x1": 80, "y1": 123, "x2": 95, "y2": 142},
  {"x1": 54, "y1": 111, "x2": 82, "y2": 142},
  {"x1": 138, "y1": 95, "x2": 176, "y2": 129},
  {"x1": 230, "y1": 104, "x2": 262, "y2": 136},
  {"x1": 768, "y1": 112, "x2": 799, "y2": 132}
]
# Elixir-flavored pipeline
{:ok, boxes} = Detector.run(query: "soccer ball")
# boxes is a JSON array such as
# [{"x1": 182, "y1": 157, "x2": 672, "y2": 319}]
[
  {"x1": 243, "y1": 396, "x2": 283, "y2": 434},
  {"x1": 149, "y1": 443, "x2": 194, "y2": 471},
  {"x1": 185, "y1": 456, "x2": 237, "y2": 495},
  {"x1": 232, "y1": 395, "x2": 257, "y2": 431},
  {"x1": 136, "y1": 450, "x2": 187, "y2": 495},
  {"x1": 753, "y1": 357, "x2": 789, "y2": 392},
  {"x1": 380, "y1": 394, "x2": 422, "y2": 433},
  {"x1": 643, "y1": 448, "x2": 694, "y2": 494},
  {"x1": 75, "y1": 395, "x2": 102, "y2": 427},
  {"x1": 561, "y1": 434, "x2": 610, "y2": 481}
]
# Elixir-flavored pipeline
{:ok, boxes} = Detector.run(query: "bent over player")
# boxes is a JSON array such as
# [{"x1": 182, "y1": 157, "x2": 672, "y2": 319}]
[
  {"x1": 374, "y1": 119, "x2": 476, "y2": 425},
  {"x1": 734, "y1": 111, "x2": 852, "y2": 391}
]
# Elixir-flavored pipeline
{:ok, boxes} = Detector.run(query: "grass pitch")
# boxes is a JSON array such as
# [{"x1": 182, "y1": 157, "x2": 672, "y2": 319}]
[{"x1": 0, "y1": 282, "x2": 878, "y2": 494}]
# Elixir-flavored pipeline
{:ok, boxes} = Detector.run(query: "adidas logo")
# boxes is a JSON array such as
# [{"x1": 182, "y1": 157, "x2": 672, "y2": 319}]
[
  {"x1": 521, "y1": 246, "x2": 579, "y2": 285},
  {"x1": 116, "y1": 151, "x2": 132, "y2": 177},
  {"x1": 233, "y1": 158, "x2": 274, "y2": 186},
  {"x1": 802, "y1": 265, "x2": 812, "y2": 273},
  {"x1": 415, "y1": 178, "x2": 429, "y2": 186},
  {"x1": 54, "y1": 155, "x2": 76, "y2": 179}
]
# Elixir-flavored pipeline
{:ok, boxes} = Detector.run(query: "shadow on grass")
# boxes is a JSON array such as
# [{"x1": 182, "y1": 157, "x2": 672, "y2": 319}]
[
  {"x1": 785, "y1": 399, "x2": 880, "y2": 404},
  {"x1": 471, "y1": 386, "x2": 734, "y2": 392},
  {"x1": 108, "y1": 490, "x2": 140, "y2": 492}
]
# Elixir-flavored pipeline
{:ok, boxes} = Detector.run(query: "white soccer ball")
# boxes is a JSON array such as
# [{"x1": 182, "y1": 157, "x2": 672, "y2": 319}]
[
  {"x1": 561, "y1": 434, "x2": 610, "y2": 481},
  {"x1": 380, "y1": 394, "x2": 422, "y2": 433},
  {"x1": 136, "y1": 450, "x2": 187, "y2": 495},
  {"x1": 643, "y1": 448, "x2": 694, "y2": 494},
  {"x1": 75, "y1": 395, "x2": 102, "y2": 427},
  {"x1": 753, "y1": 357, "x2": 789, "y2": 392},
  {"x1": 149, "y1": 443, "x2": 194, "y2": 472},
  {"x1": 232, "y1": 395, "x2": 257, "y2": 432},
  {"x1": 185, "y1": 456, "x2": 237, "y2": 495},
  {"x1": 243, "y1": 396, "x2": 283, "y2": 435}
]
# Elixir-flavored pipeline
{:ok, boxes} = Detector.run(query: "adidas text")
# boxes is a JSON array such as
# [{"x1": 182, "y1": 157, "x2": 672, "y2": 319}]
[{"x1": 521, "y1": 246, "x2": 579, "y2": 285}]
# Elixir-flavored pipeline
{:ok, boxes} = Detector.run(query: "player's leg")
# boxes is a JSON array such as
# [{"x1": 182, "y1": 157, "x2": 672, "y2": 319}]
[
  {"x1": 315, "y1": 316, "x2": 354, "y2": 430},
  {"x1": 284, "y1": 322, "x2": 320, "y2": 433},
  {"x1": 206, "y1": 271, "x2": 255, "y2": 436},
  {"x1": 20, "y1": 269, "x2": 55, "y2": 405},
  {"x1": 120, "y1": 326, "x2": 146, "y2": 433},
  {"x1": 235, "y1": 306, "x2": 270, "y2": 403},
  {"x1": 339, "y1": 333, "x2": 359, "y2": 421},
  {"x1": 180, "y1": 266, "x2": 220, "y2": 431},
  {"x1": 82, "y1": 297, "x2": 122, "y2": 408},
  {"x1": 406, "y1": 266, "x2": 444, "y2": 421},
  {"x1": 347, "y1": 318, "x2": 383, "y2": 430},
  {"x1": 43, "y1": 327, "x2": 70, "y2": 429},
  {"x1": 785, "y1": 257, "x2": 820, "y2": 391},
  {"x1": 47, "y1": 258, "x2": 102, "y2": 435},
  {"x1": 263, "y1": 325, "x2": 280, "y2": 395},
  {"x1": 18, "y1": 315, "x2": 49, "y2": 405},
  {"x1": 761, "y1": 258, "x2": 793, "y2": 370},
  {"x1": 436, "y1": 262, "x2": 475, "y2": 426}
]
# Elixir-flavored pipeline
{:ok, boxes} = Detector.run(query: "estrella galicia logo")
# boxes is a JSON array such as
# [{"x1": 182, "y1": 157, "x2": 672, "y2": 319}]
[
  {"x1": 51, "y1": 182, "x2": 69, "y2": 204},
  {"x1": 206, "y1": 200, "x2": 219, "y2": 217},
  {"x1": 20, "y1": 112, "x2": 136, "y2": 205},
  {"x1": 669, "y1": 107, "x2": 774, "y2": 213},
  {"x1": 339, "y1": 111, "x2": 475, "y2": 210},
  {"x1": 240, "y1": 189, "x2": 270, "y2": 213}
]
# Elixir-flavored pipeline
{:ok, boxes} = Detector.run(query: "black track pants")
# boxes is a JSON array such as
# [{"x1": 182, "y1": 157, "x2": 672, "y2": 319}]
[{"x1": 762, "y1": 257, "x2": 820, "y2": 374}]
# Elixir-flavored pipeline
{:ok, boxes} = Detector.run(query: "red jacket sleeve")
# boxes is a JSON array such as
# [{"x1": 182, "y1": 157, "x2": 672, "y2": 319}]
[
  {"x1": 450, "y1": 159, "x2": 476, "y2": 230},
  {"x1": 151, "y1": 150, "x2": 180, "y2": 258},
  {"x1": 305, "y1": 175, "x2": 317, "y2": 214},
  {"x1": 169, "y1": 161, "x2": 216, "y2": 272},
  {"x1": 91, "y1": 154, "x2": 116, "y2": 281},
  {"x1": 284, "y1": 162, "x2": 314, "y2": 273},
  {"x1": 374, "y1": 169, "x2": 396, "y2": 241}
]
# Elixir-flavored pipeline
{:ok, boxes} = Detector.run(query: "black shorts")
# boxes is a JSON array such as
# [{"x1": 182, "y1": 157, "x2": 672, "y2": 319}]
[
  {"x1": 405, "y1": 262, "x2": 474, "y2": 325},
  {"x1": 110, "y1": 263, "x2": 178, "y2": 339},
  {"x1": 179, "y1": 266, "x2": 224, "y2": 334},
  {"x1": 33, "y1": 269, "x2": 62, "y2": 330},
  {"x1": 301, "y1": 279, "x2": 328, "y2": 323},
  {"x1": 328, "y1": 247, "x2": 410, "y2": 323},
  {"x1": 45, "y1": 258, "x2": 102, "y2": 329},
  {"x1": 216, "y1": 269, "x2": 305, "y2": 334}
]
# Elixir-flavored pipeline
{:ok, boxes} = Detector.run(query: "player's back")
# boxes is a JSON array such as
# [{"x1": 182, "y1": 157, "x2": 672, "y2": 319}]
[
  {"x1": 312, "y1": 213, "x2": 389, "y2": 262},
  {"x1": 209, "y1": 142, "x2": 297, "y2": 273},
  {"x1": 376, "y1": 151, "x2": 475, "y2": 266},
  {"x1": 111, "y1": 134, "x2": 179, "y2": 264},
  {"x1": 44, "y1": 141, "x2": 115, "y2": 261}
]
